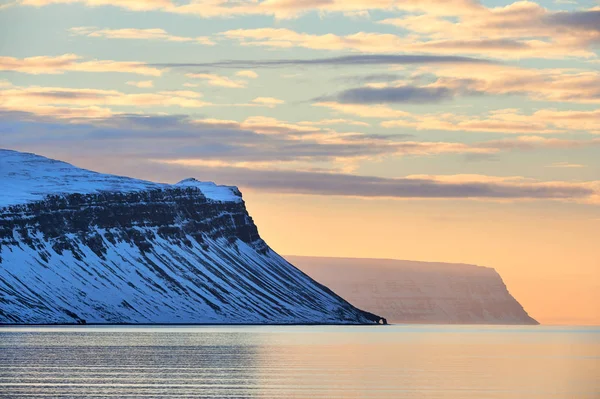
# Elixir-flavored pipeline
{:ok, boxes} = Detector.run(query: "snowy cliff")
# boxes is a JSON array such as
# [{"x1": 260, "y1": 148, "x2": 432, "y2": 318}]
[
  {"x1": 289, "y1": 256, "x2": 538, "y2": 325},
  {"x1": 0, "y1": 149, "x2": 381, "y2": 325}
]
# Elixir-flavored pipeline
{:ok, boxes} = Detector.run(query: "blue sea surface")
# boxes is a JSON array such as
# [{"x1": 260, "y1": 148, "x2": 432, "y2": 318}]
[{"x1": 0, "y1": 325, "x2": 598, "y2": 398}]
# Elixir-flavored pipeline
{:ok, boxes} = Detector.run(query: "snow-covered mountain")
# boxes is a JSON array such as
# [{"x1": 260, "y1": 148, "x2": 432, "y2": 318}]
[
  {"x1": 0, "y1": 149, "x2": 382, "y2": 325},
  {"x1": 289, "y1": 256, "x2": 538, "y2": 325}
]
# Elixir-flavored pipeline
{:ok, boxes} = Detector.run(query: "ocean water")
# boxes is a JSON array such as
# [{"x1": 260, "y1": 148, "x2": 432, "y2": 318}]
[{"x1": 0, "y1": 325, "x2": 597, "y2": 399}]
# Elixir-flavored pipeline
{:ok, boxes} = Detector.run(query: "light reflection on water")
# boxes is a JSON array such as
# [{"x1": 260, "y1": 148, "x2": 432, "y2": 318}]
[{"x1": 0, "y1": 325, "x2": 598, "y2": 398}]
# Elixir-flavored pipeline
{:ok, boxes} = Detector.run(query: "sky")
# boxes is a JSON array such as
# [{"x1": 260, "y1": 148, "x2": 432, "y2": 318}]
[{"x1": 0, "y1": 0, "x2": 599, "y2": 325}]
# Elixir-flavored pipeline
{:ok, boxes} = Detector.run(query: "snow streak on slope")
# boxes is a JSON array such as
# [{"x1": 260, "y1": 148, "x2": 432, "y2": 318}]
[{"x1": 0, "y1": 150, "x2": 380, "y2": 324}]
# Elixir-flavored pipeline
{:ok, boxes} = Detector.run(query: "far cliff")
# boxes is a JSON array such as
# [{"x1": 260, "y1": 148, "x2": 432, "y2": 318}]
[{"x1": 288, "y1": 256, "x2": 538, "y2": 325}]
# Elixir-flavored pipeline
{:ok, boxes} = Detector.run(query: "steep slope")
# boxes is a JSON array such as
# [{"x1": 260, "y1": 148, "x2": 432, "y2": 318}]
[
  {"x1": 0, "y1": 149, "x2": 381, "y2": 325},
  {"x1": 288, "y1": 256, "x2": 538, "y2": 325}
]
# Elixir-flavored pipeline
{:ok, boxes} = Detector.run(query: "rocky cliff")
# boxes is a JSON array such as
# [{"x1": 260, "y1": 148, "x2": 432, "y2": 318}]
[
  {"x1": 0, "y1": 149, "x2": 381, "y2": 325},
  {"x1": 288, "y1": 256, "x2": 538, "y2": 325}
]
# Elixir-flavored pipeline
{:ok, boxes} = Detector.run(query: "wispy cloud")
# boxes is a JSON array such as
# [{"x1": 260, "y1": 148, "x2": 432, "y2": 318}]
[
  {"x1": 251, "y1": 97, "x2": 284, "y2": 106},
  {"x1": 0, "y1": 112, "x2": 499, "y2": 172},
  {"x1": 5, "y1": 116, "x2": 599, "y2": 204},
  {"x1": 415, "y1": 64, "x2": 600, "y2": 104},
  {"x1": 185, "y1": 73, "x2": 247, "y2": 88},
  {"x1": 235, "y1": 70, "x2": 259, "y2": 78},
  {"x1": 324, "y1": 65, "x2": 600, "y2": 105},
  {"x1": 220, "y1": 22, "x2": 598, "y2": 58},
  {"x1": 136, "y1": 162, "x2": 600, "y2": 204},
  {"x1": 4, "y1": 111, "x2": 599, "y2": 172},
  {"x1": 379, "y1": 3, "x2": 600, "y2": 58},
  {"x1": 547, "y1": 162, "x2": 586, "y2": 168},
  {"x1": 316, "y1": 102, "x2": 600, "y2": 134},
  {"x1": 152, "y1": 54, "x2": 492, "y2": 70},
  {"x1": 126, "y1": 80, "x2": 154, "y2": 88},
  {"x1": 19, "y1": 0, "x2": 173, "y2": 12},
  {"x1": 0, "y1": 86, "x2": 209, "y2": 118},
  {"x1": 16, "y1": 0, "x2": 483, "y2": 19},
  {"x1": 314, "y1": 102, "x2": 412, "y2": 119},
  {"x1": 327, "y1": 85, "x2": 462, "y2": 104},
  {"x1": 380, "y1": 109, "x2": 600, "y2": 134},
  {"x1": 298, "y1": 119, "x2": 370, "y2": 127},
  {"x1": 69, "y1": 26, "x2": 215, "y2": 45},
  {"x1": 0, "y1": 54, "x2": 162, "y2": 76}
]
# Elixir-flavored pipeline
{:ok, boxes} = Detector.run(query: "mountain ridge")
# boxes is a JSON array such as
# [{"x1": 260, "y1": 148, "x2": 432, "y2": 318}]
[{"x1": 0, "y1": 149, "x2": 382, "y2": 325}]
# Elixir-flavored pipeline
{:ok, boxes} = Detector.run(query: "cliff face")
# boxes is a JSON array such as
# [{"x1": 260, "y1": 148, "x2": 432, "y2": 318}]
[
  {"x1": 0, "y1": 149, "x2": 380, "y2": 325},
  {"x1": 288, "y1": 256, "x2": 538, "y2": 325}
]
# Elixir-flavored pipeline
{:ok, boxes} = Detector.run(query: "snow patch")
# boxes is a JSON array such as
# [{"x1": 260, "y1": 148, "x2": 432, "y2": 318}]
[
  {"x1": 176, "y1": 178, "x2": 241, "y2": 203},
  {"x1": 0, "y1": 149, "x2": 241, "y2": 207}
]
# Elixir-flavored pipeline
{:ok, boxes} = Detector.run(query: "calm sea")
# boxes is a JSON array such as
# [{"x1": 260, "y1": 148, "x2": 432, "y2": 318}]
[{"x1": 0, "y1": 325, "x2": 598, "y2": 398}]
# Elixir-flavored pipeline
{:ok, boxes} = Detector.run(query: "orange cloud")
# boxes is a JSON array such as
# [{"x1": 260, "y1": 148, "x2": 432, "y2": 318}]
[
  {"x1": 185, "y1": 73, "x2": 247, "y2": 88},
  {"x1": 382, "y1": 111, "x2": 600, "y2": 135},
  {"x1": 235, "y1": 70, "x2": 259, "y2": 79},
  {"x1": 298, "y1": 119, "x2": 370, "y2": 127},
  {"x1": 315, "y1": 102, "x2": 600, "y2": 134},
  {"x1": 314, "y1": 102, "x2": 411, "y2": 119},
  {"x1": 69, "y1": 26, "x2": 215, "y2": 45},
  {"x1": 251, "y1": 97, "x2": 284, "y2": 106},
  {"x1": 220, "y1": 25, "x2": 596, "y2": 59},
  {"x1": 19, "y1": 0, "x2": 484, "y2": 18},
  {"x1": 126, "y1": 80, "x2": 154, "y2": 88},
  {"x1": 20, "y1": 0, "x2": 172, "y2": 11},
  {"x1": 417, "y1": 64, "x2": 600, "y2": 104},
  {"x1": 0, "y1": 86, "x2": 210, "y2": 117},
  {"x1": 547, "y1": 162, "x2": 585, "y2": 168},
  {"x1": 0, "y1": 54, "x2": 162, "y2": 76},
  {"x1": 380, "y1": 2, "x2": 600, "y2": 57}
]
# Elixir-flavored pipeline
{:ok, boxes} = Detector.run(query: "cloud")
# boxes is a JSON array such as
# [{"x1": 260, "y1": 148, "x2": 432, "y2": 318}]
[
  {"x1": 0, "y1": 86, "x2": 210, "y2": 118},
  {"x1": 17, "y1": 0, "x2": 482, "y2": 19},
  {"x1": 6, "y1": 115, "x2": 598, "y2": 204},
  {"x1": 547, "y1": 162, "x2": 585, "y2": 168},
  {"x1": 3, "y1": 112, "x2": 599, "y2": 203},
  {"x1": 6, "y1": 109, "x2": 599, "y2": 168},
  {"x1": 546, "y1": 10, "x2": 600, "y2": 33},
  {"x1": 298, "y1": 119, "x2": 370, "y2": 127},
  {"x1": 126, "y1": 80, "x2": 154, "y2": 88},
  {"x1": 314, "y1": 102, "x2": 411, "y2": 118},
  {"x1": 0, "y1": 54, "x2": 162, "y2": 76},
  {"x1": 0, "y1": 112, "x2": 500, "y2": 172},
  {"x1": 379, "y1": 3, "x2": 600, "y2": 58},
  {"x1": 326, "y1": 65, "x2": 600, "y2": 105},
  {"x1": 331, "y1": 85, "x2": 460, "y2": 104},
  {"x1": 380, "y1": 109, "x2": 600, "y2": 134},
  {"x1": 0, "y1": 1, "x2": 18, "y2": 9},
  {"x1": 220, "y1": 23, "x2": 597, "y2": 58},
  {"x1": 316, "y1": 102, "x2": 600, "y2": 134},
  {"x1": 152, "y1": 54, "x2": 492, "y2": 69},
  {"x1": 0, "y1": 105, "x2": 114, "y2": 120},
  {"x1": 132, "y1": 162, "x2": 600, "y2": 204},
  {"x1": 534, "y1": 109, "x2": 600, "y2": 132},
  {"x1": 220, "y1": 28, "x2": 527, "y2": 57},
  {"x1": 19, "y1": 0, "x2": 173, "y2": 11},
  {"x1": 480, "y1": 136, "x2": 600, "y2": 150},
  {"x1": 416, "y1": 64, "x2": 600, "y2": 104},
  {"x1": 185, "y1": 73, "x2": 247, "y2": 88},
  {"x1": 16, "y1": 0, "x2": 600, "y2": 63},
  {"x1": 235, "y1": 70, "x2": 259, "y2": 78},
  {"x1": 251, "y1": 97, "x2": 284, "y2": 106},
  {"x1": 69, "y1": 26, "x2": 215, "y2": 45},
  {"x1": 337, "y1": 73, "x2": 405, "y2": 84}
]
